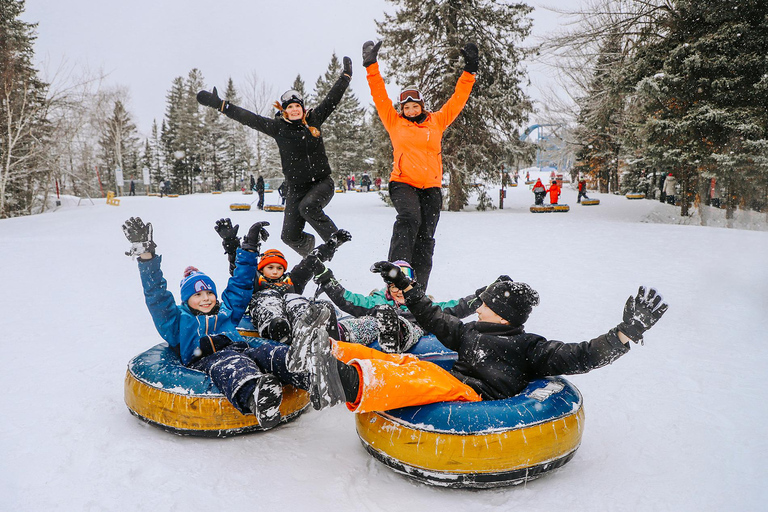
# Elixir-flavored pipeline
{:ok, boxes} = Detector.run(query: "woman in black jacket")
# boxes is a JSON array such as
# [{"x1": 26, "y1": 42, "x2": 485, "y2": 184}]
[{"x1": 197, "y1": 57, "x2": 353, "y2": 256}]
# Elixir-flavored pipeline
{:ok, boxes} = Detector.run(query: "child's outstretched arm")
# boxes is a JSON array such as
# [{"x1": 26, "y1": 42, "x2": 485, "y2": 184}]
[
  {"x1": 214, "y1": 218, "x2": 241, "y2": 276},
  {"x1": 220, "y1": 222, "x2": 269, "y2": 322},
  {"x1": 122, "y1": 217, "x2": 181, "y2": 348}
]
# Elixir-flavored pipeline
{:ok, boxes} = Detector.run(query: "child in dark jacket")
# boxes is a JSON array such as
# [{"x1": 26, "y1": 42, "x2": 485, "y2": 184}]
[
  {"x1": 123, "y1": 217, "x2": 284, "y2": 429},
  {"x1": 273, "y1": 262, "x2": 669, "y2": 413},
  {"x1": 214, "y1": 218, "x2": 348, "y2": 344}
]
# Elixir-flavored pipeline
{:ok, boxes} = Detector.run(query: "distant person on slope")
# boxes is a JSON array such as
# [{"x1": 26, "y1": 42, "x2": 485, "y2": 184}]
[
  {"x1": 548, "y1": 179, "x2": 561, "y2": 205},
  {"x1": 197, "y1": 57, "x2": 353, "y2": 257},
  {"x1": 532, "y1": 178, "x2": 546, "y2": 205},
  {"x1": 363, "y1": 39, "x2": 478, "y2": 290}
]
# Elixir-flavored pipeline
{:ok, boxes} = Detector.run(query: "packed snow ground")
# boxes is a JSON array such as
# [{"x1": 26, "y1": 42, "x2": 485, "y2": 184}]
[{"x1": 2, "y1": 170, "x2": 767, "y2": 511}]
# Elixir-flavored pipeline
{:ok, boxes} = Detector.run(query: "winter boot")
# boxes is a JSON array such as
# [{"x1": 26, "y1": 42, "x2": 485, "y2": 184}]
[
  {"x1": 246, "y1": 374, "x2": 283, "y2": 430},
  {"x1": 374, "y1": 304, "x2": 404, "y2": 353},
  {"x1": 263, "y1": 317, "x2": 291, "y2": 344},
  {"x1": 307, "y1": 327, "x2": 346, "y2": 411},
  {"x1": 287, "y1": 303, "x2": 331, "y2": 374}
]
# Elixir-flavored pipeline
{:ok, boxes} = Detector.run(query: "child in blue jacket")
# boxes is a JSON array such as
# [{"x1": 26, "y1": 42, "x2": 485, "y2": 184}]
[{"x1": 122, "y1": 216, "x2": 284, "y2": 429}]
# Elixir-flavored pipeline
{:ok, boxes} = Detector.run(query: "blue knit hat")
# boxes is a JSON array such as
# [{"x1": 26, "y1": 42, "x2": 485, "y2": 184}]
[{"x1": 180, "y1": 266, "x2": 217, "y2": 304}]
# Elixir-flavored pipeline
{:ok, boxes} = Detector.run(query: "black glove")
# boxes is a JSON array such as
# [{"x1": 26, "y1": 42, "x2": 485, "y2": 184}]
[
  {"x1": 214, "y1": 218, "x2": 240, "y2": 253},
  {"x1": 122, "y1": 217, "x2": 157, "y2": 258},
  {"x1": 617, "y1": 286, "x2": 668, "y2": 344},
  {"x1": 313, "y1": 266, "x2": 335, "y2": 286},
  {"x1": 196, "y1": 86, "x2": 224, "y2": 110},
  {"x1": 362, "y1": 40, "x2": 382, "y2": 67},
  {"x1": 197, "y1": 334, "x2": 233, "y2": 358},
  {"x1": 310, "y1": 229, "x2": 352, "y2": 262},
  {"x1": 460, "y1": 42, "x2": 479, "y2": 73},
  {"x1": 241, "y1": 221, "x2": 270, "y2": 252},
  {"x1": 370, "y1": 261, "x2": 412, "y2": 290},
  {"x1": 342, "y1": 56, "x2": 353, "y2": 77},
  {"x1": 475, "y1": 274, "x2": 513, "y2": 297},
  {"x1": 304, "y1": 254, "x2": 327, "y2": 276}
]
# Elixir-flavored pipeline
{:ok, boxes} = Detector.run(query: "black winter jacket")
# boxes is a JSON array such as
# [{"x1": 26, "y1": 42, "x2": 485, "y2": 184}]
[
  {"x1": 222, "y1": 75, "x2": 350, "y2": 185},
  {"x1": 404, "y1": 288, "x2": 630, "y2": 400}
]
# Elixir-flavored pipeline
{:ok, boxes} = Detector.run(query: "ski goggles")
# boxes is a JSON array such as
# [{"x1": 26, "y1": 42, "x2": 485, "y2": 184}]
[
  {"x1": 391, "y1": 261, "x2": 416, "y2": 280},
  {"x1": 280, "y1": 90, "x2": 303, "y2": 105},
  {"x1": 399, "y1": 87, "x2": 423, "y2": 104}
]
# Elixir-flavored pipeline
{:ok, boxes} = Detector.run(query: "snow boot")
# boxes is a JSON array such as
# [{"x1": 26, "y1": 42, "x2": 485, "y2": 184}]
[
  {"x1": 287, "y1": 303, "x2": 331, "y2": 374},
  {"x1": 307, "y1": 326, "x2": 346, "y2": 411},
  {"x1": 246, "y1": 374, "x2": 283, "y2": 430},
  {"x1": 374, "y1": 304, "x2": 404, "y2": 353},
  {"x1": 263, "y1": 317, "x2": 291, "y2": 344}
]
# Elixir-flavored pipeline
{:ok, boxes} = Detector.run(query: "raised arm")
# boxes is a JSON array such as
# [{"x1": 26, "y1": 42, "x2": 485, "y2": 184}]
[
  {"x1": 431, "y1": 43, "x2": 478, "y2": 129},
  {"x1": 197, "y1": 86, "x2": 279, "y2": 138},
  {"x1": 363, "y1": 41, "x2": 399, "y2": 130},
  {"x1": 309, "y1": 57, "x2": 352, "y2": 125}
]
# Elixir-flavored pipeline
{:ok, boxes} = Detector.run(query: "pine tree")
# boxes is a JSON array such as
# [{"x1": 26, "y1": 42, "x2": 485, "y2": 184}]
[
  {"x1": 311, "y1": 53, "x2": 367, "y2": 187},
  {"x1": 0, "y1": 0, "x2": 49, "y2": 217},
  {"x1": 377, "y1": 0, "x2": 533, "y2": 210},
  {"x1": 221, "y1": 77, "x2": 252, "y2": 190},
  {"x1": 98, "y1": 100, "x2": 139, "y2": 194},
  {"x1": 291, "y1": 74, "x2": 308, "y2": 100},
  {"x1": 627, "y1": 0, "x2": 768, "y2": 218}
]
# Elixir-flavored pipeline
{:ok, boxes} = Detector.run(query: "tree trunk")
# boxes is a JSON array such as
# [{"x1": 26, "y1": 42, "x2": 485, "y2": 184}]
[{"x1": 447, "y1": 165, "x2": 466, "y2": 212}]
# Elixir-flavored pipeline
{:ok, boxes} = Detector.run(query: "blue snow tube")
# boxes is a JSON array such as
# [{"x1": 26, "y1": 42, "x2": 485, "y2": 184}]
[
  {"x1": 354, "y1": 339, "x2": 584, "y2": 488},
  {"x1": 124, "y1": 339, "x2": 310, "y2": 437}
]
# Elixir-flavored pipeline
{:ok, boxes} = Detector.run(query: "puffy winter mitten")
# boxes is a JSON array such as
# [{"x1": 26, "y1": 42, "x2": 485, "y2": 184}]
[
  {"x1": 370, "y1": 261, "x2": 412, "y2": 290},
  {"x1": 122, "y1": 217, "x2": 157, "y2": 258},
  {"x1": 310, "y1": 229, "x2": 352, "y2": 262},
  {"x1": 263, "y1": 317, "x2": 291, "y2": 344},
  {"x1": 362, "y1": 40, "x2": 382, "y2": 67},
  {"x1": 313, "y1": 266, "x2": 335, "y2": 286},
  {"x1": 196, "y1": 86, "x2": 225, "y2": 110},
  {"x1": 304, "y1": 254, "x2": 327, "y2": 276},
  {"x1": 460, "y1": 42, "x2": 479, "y2": 73},
  {"x1": 214, "y1": 218, "x2": 240, "y2": 253},
  {"x1": 617, "y1": 286, "x2": 668, "y2": 344},
  {"x1": 241, "y1": 221, "x2": 270, "y2": 252},
  {"x1": 342, "y1": 56, "x2": 353, "y2": 77}
]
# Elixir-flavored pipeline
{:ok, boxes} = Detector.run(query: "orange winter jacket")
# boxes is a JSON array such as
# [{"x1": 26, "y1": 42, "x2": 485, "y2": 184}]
[{"x1": 366, "y1": 62, "x2": 476, "y2": 189}]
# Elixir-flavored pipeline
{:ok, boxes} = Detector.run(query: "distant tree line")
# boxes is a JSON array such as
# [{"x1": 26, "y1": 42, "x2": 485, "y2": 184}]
[{"x1": 545, "y1": 0, "x2": 768, "y2": 221}]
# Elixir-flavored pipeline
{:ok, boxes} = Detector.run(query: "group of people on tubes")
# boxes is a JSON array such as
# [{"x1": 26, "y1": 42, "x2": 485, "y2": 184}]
[{"x1": 122, "y1": 40, "x2": 667, "y2": 429}]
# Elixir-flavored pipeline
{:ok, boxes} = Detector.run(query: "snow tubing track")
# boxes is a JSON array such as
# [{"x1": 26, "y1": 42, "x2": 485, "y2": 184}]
[
  {"x1": 355, "y1": 376, "x2": 584, "y2": 488},
  {"x1": 124, "y1": 342, "x2": 310, "y2": 437}
]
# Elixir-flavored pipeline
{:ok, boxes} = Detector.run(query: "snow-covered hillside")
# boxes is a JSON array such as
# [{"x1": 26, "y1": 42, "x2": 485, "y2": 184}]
[{"x1": 2, "y1": 172, "x2": 766, "y2": 511}]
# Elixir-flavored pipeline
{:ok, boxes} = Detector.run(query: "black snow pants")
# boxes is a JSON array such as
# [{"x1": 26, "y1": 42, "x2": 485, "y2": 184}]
[
  {"x1": 282, "y1": 177, "x2": 337, "y2": 256},
  {"x1": 387, "y1": 181, "x2": 442, "y2": 290},
  {"x1": 188, "y1": 342, "x2": 269, "y2": 414}
]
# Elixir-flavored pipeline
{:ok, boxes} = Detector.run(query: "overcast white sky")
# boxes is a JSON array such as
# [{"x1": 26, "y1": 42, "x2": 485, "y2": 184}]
[{"x1": 22, "y1": 0, "x2": 572, "y2": 137}]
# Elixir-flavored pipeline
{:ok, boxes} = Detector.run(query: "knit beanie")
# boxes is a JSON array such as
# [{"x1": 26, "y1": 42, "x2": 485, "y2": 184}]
[
  {"x1": 258, "y1": 249, "x2": 288, "y2": 272},
  {"x1": 479, "y1": 281, "x2": 540, "y2": 326},
  {"x1": 180, "y1": 266, "x2": 217, "y2": 304}
]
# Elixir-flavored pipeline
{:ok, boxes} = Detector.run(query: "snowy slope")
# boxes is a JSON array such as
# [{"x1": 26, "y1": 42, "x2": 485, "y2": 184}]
[{"x1": 1, "y1": 172, "x2": 766, "y2": 512}]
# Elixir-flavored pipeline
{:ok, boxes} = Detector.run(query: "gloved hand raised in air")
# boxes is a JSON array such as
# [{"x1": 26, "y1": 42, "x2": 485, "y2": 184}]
[
  {"x1": 370, "y1": 261, "x2": 412, "y2": 291},
  {"x1": 342, "y1": 56, "x2": 353, "y2": 77},
  {"x1": 214, "y1": 218, "x2": 240, "y2": 253},
  {"x1": 310, "y1": 229, "x2": 352, "y2": 262},
  {"x1": 617, "y1": 286, "x2": 668, "y2": 344},
  {"x1": 241, "y1": 221, "x2": 270, "y2": 252},
  {"x1": 122, "y1": 217, "x2": 157, "y2": 259},
  {"x1": 460, "y1": 42, "x2": 479, "y2": 73},
  {"x1": 197, "y1": 86, "x2": 224, "y2": 110},
  {"x1": 362, "y1": 40, "x2": 382, "y2": 67}
]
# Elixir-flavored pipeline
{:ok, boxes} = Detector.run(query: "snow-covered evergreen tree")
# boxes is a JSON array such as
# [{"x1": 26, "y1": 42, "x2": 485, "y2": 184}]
[
  {"x1": 98, "y1": 99, "x2": 139, "y2": 194},
  {"x1": 377, "y1": 0, "x2": 533, "y2": 210}
]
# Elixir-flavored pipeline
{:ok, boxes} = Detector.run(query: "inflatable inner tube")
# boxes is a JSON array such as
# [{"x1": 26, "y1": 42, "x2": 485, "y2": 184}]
[
  {"x1": 229, "y1": 203, "x2": 251, "y2": 211},
  {"x1": 125, "y1": 342, "x2": 309, "y2": 437},
  {"x1": 263, "y1": 205, "x2": 286, "y2": 212},
  {"x1": 580, "y1": 199, "x2": 600, "y2": 206},
  {"x1": 356, "y1": 376, "x2": 584, "y2": 488},
  {"x1": 626, "y1": 193, "x2": 645, "y2": 200}
]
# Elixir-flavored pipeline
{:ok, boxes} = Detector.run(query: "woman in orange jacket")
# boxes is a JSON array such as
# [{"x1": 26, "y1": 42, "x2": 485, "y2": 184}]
[{"x1": 362, "y1": 40, "x2": 478, "y2": 289}]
